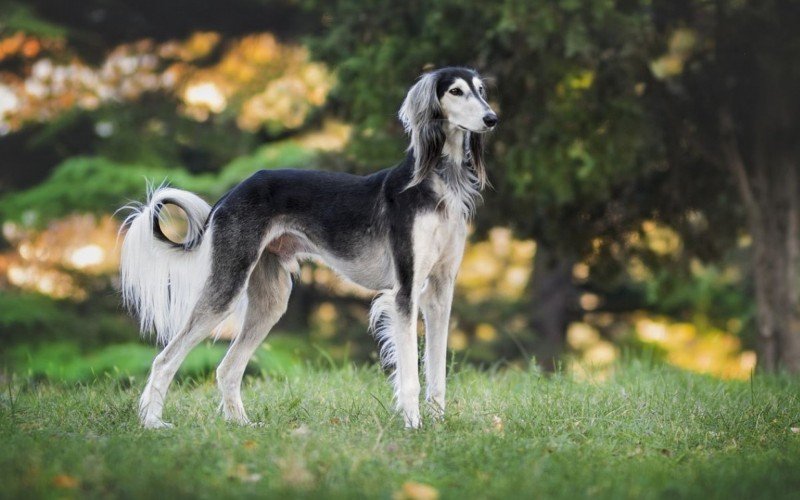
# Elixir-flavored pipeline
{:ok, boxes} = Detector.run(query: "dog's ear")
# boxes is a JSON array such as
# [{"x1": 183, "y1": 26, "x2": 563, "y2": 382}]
[
  {"x1": 467, "y1": 131, "x2": 489, "y2": 189},
  {"x1": 398, "y1": 72, "x2": 444, "y2": 187}
]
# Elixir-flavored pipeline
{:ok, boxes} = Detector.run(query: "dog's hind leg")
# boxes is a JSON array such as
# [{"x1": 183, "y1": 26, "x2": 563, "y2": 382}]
[
  {"x1": 216, "y1": 253, "x2": 292, "y2": 425},
  {"x1": 139, "y1": 299, "x2": 234, "y2": 429},
  {"x1": 139, "y1": 228, "x2": 264, "y2": 428}
]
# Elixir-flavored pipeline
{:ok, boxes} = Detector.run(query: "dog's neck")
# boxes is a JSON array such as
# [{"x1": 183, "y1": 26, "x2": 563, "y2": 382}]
[
  {"x1": 441, "y1": 124, "x2": 466, "y2": 167},
  {"x1": 433, "y1": 123, "x2": 480, "y2": 218}
]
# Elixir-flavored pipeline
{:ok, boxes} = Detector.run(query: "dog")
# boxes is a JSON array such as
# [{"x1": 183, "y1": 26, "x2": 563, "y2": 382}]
[{"x1": 120, "y1": 67, "x2": 498, "y2": 429}]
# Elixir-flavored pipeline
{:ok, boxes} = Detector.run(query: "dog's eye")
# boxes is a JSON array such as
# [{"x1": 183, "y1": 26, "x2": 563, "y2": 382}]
[{"x1": 448, "y1": 88, "x2": 463, "y2": 96}]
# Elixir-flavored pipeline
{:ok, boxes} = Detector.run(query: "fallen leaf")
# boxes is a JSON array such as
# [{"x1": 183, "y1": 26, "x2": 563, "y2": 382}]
[
  {"x1": 52, "y1": 474, "x2": 79, "y2": 489},
  {"x1": 228, "y1": 464, "x2": 262, "y2": 483},
  {"x1": 393, "y1": 481, "x2": 440, "y2": 500},
  {"x1": 790, "y1": 427, "x2": 799, "y2": 434},
  {"x1": 291, "y1": 424, "x2": 311, "y2": 437},
  {"x1": 492, "y1": 415, "x2": 504, "y2": 432},
  {"x1": 627, "y1": 446, "x2": 643, "y2": 458},
  {"x1": 278, "y1": 457, "x2": 315, "y2": 489}
]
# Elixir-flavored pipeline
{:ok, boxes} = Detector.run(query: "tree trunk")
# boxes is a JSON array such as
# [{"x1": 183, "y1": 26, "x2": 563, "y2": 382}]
[
  {"x1": 749, "y1": 165, "x2": 800, "y2": 373},
  {"x1": 528, "y1": 243, "x2": 577, "y2": 372}
]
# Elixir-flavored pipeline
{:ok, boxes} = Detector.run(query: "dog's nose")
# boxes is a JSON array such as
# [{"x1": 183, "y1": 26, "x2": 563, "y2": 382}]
[{"x1": 483, "y1": 113, "x2": 498, "y2": 128}]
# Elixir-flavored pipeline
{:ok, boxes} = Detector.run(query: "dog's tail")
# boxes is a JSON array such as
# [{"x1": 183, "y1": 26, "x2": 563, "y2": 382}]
[{"x1": 120, "y1": 185, "x2": 213, "y2": 345}]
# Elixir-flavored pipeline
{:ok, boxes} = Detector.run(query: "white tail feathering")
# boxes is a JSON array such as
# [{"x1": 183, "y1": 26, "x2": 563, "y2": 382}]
[
  {"x1": 120, "y1": 186, "x2": 213, "y2": 346},
  {"x1": 369, "y1": 289, "x2": 399, "y2": 391}
]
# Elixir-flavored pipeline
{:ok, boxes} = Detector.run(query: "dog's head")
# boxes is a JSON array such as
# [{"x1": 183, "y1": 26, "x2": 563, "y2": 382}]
[{"x1": 399, "y1": 67, "x2": 497, "y2": 188}]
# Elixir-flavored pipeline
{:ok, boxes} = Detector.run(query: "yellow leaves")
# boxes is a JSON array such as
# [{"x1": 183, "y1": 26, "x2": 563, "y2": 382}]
[
  {"x1": 640, "y1": 220, "x2": 682, "y2": 256},
  {"x1": 0, "y1": 32, "x2": 60, "y2": 63},
  {"x1": 0, "y1": 31, "x2": 333, "y2": 134},
  {"x1": 238, "y1": 67, "x2": 333, "y2": 131},
  {"x1": 475, "y1": 323, "x2": 498, "y2": 342},
  {"x1": 448, "y1": 329, "x2": 469, "y2": 351},
  {"x1": 457, "y1": 227, "x2": 535, "y2": 303},
  {"x1": 567, "y1": 323, "x2": 600, "y2": 350},
  {"x1": 294, "y1": 119, "x2": 352, "y2": 152},
  {"x1": 393, "y1": 481, "x2": 440, "y2": 500},
  {"x1": 312, "y1": 302, "x2": 339, "y2": 339},
  {"x1": 51, "y1": 474, "x2": 79, "y2": 489},
  {"x1": 183, "y1": 81, "x2": 227, "y2": 116},
  {"x1": 556, "y1": 70, "x2": 595, "y2": 97},
  {"x1": 634, "y1": 316, "x2": 757, "y2": 380},
  {"x1": 650, "y1": 55, "x2": 685, "y2": 80},
  {"x1": 568, "y1": 70, "x2": 594, "y2": 90},
  {"x1": 184, "y1": 32, "x2": 221, "y2": 60},
  {"x1": 170, "y1": 32, "x2": 335, "y2": 132},
  {"x1": 160, "y1": 32, "x2": 221, "y2": 61},
  {"x1": 567, "y1": 322, "x2": 618, "y2": 380},
  {"x1": 579, "y1": 293, "x2": 601, "y2": 311},
  {"x1": 650, "y1": 28, "x2": 698, "y2": 80},
  {"x1": 2, "y1": 214, "x2": 120, "y2": 299}
]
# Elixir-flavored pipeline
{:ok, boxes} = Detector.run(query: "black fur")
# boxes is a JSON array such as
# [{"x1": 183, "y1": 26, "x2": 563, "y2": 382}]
[{"x1": 202, "y1": 155, "x2": 438, "y2": 314}]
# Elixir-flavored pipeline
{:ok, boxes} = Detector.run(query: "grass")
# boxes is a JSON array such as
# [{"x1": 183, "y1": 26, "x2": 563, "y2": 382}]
[{"x1": 1, "y1": 361, "x2": 799, "y2": 499}]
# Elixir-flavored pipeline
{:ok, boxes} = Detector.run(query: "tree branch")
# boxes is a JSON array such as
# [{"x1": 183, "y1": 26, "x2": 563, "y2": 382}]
[{"x1": 719, "y1": 108, "x2": 760, "y2": 221}]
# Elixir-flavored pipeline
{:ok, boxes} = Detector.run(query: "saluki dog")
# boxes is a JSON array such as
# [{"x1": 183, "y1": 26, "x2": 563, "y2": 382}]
[{"x1": 120, "y1": 67, "x2": 498, "y2": 429}]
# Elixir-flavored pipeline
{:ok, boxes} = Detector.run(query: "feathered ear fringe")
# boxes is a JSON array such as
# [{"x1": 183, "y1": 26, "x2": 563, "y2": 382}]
[
  {"x1": 398, "y1": 72, "x2": 445, "y2": 187},
  {"x1": 468, "y1": 130, "x2": 489, "y2": 189}
]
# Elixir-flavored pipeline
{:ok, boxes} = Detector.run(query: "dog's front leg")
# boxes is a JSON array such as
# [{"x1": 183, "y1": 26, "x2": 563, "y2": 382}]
[
  {"x1": 393, "y1": 288, "x2": 422, "y2": 429},
  {"x1": 421, "y1": 273, "x2": 456, "y2": 419}
]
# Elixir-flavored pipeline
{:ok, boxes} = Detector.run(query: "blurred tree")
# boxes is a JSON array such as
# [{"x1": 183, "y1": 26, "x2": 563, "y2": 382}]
[
  {"x1": 306, "y1": 0, "x2": 798, "y2": 371},
  {"x1": 306, "y1": 0, "x2": 670, "y2": 369},
  {"x1": 0, "y1": 0, "x2": 325, "y2": 192},
  {"x1": 647, "y1": 0, "x2": 800, "y2": 371}
]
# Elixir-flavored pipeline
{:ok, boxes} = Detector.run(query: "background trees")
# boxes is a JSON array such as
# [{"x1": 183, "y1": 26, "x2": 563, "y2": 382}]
[
  {"x1": 646, "y1": 0, "x2": 800, "y2": 371},
  {"x1": 0, "y1": 0, "x2": 796, "y2": 376}
]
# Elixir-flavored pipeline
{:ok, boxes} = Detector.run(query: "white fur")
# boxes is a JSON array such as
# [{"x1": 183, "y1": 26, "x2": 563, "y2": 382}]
[
  {"x1": 440, "y1": 77, "x2": 493, "y2": 133},
  {"x1": 369, "y1": 288, "x2": 400, "y2": 370},
  {"x1": 120, "y1": 187, "x2": 213, "y2": 345},
  {"x1": 437, "y1": 127, "x2": 482, "y2": 217}
]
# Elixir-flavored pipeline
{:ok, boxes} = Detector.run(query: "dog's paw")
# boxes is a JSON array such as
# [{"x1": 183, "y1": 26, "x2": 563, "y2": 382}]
[
  {"x1": 402, "y1": 409, "x2": 422, "y2": 430},
  {"x1": 142, "y1": 417, "x2": 174, "y2": 429},
  {"x1": 222, "y1": 403, "x2": 252, "y2": 426}
]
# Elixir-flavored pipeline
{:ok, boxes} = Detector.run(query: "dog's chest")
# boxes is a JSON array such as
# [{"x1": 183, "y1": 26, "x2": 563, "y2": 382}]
[{"x1": 413, "y1": 210, "x2": 466, "y2": 268}]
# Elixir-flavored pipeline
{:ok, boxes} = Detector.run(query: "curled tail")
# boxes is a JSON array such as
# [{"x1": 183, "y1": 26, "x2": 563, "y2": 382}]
[{"x1": 120, "y1": 186, "x2": 213, "y2": 345}]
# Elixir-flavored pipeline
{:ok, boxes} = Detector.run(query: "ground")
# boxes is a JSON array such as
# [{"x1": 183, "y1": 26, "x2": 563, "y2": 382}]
[{"x1": 1, "y1": 362, "x2": 799, "y2": 499}]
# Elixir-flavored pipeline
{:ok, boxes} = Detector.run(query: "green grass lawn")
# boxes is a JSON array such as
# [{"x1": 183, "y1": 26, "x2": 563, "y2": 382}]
[{"x1": 1, "y1": 362, "x2": 799, "y2": 499}]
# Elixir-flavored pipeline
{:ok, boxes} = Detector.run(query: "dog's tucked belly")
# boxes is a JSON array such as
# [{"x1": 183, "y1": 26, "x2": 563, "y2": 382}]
[
  {"x1": 266, "y1": 234, "x2": 307, "y2": 260},
  {"x1": 266, "y1": 232, "x2": 394, "y2": 291}
]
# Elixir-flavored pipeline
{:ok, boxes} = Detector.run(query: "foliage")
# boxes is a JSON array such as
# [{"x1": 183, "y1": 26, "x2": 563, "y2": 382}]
[
  {"x1": 1, "y1": 363, "x2": 798, "y2": 498},
  {"x1": 307, "y1": 0, "x2": 666, "y2": 249},
  {"x1": 304, "y1": 0, "x2": 797, "y2": 369},
  {"x1": 2, "y1": 338, "x2": 307, "y2": 383},
  {"x1": 0, "y1": 140, "x2": 316, "y2": 226},
  {"x1": 0, "y1": 0, "x2": 793, "y2": 372},
  {"x1": 0, "y1": 290, "x2": 138, "y2": 347}
]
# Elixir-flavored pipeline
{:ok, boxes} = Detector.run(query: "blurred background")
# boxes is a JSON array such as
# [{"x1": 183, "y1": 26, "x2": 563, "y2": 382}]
[{"x1": 0, "y1": 0, "x2": 798, "y2": 383}]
